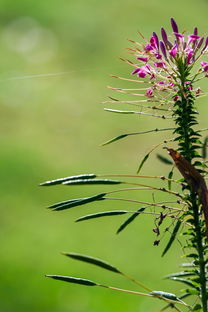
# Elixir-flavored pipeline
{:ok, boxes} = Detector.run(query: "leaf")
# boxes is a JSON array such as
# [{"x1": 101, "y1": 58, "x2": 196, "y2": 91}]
[
  {"x1": 162, "y1": 219, "x2": 181, "y2": 257},
  {"x1": 168, "y1": 277, "x2": 198, "y2": 288},
  {"x1": 168, "y1": 169, "x2": 173, "y2": 190},
  {"x1": 137, "y1": 153, "x2": 150, "y2": 174},
  {"x1": 117, "y1": 207, "x2": 145, "y2": 234},
  {"x1": 104, "y1": 108, "x2": 136, "y2": 114},
  {"x1": 45, "y1": 275, "x2": 97, "y2": 286},
  {"x1": 63, "y1": 252, "x2": 121, "y2": 273},
  {"x1": 48, "y1": 193, "x2": 106, "y2": 211},
  {"x1": 161, "y1": 293, "x2": 190, "y2": 311},
  {"x1": 165, "y1": 272, "x2": 195, "y2": 279},
  {"x1": 63, "y1": 179, "x2": 122, "y2": 185},
  {"x1": 156, "y1": 154, "x2": 173, "y2": 165},
  {"x1": 102, "y1": 134, "x2": 128, "y2": 146},
  {"x1": 40, "y1": 174, "x2": 96, "y2": 186},
  {"x1": 76, "y1": 210, "x2": 127, "y2": 222},
  {"x1": 202, "y1": 136, "x2": 208, "y2": 159}
]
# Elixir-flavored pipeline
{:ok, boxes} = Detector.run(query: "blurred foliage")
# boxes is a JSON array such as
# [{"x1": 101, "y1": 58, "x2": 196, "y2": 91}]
[{"x1": 1, "y1": 0, "x2": 208, "y2": 311}]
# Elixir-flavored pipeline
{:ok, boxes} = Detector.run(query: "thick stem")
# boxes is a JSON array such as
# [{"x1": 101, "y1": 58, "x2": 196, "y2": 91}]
[{"x1": 191, "y1": 193, "x2": 207, "y2": 312}]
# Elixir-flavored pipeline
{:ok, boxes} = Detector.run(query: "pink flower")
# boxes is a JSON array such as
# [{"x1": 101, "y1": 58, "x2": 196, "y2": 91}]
[
  {"x1": 169, "y1": 45, "x2": 178, "y2": 58},
  {"x1": 188, "y1": 34, "x2": 201, "y2": 43},
  {"x1": 154, "y1": 62, "x2": 166, "y2": 68},
  {"x1": 146, "y1": 88, "x2": 154, "y2": 98},
  {"x1": 137, "y1": 56, "x2": 149, "y2": 62},
  {"x1": 201, "y1": 62, "x2": 208, "y2": 72},
  {"x1": 186, "y1": 48, "x2": 194, "y2": 64}
]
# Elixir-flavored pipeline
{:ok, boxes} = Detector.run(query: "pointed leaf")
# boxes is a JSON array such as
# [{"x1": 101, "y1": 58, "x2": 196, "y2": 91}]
[
  {"x1": 63, "y1": 179, "x2": 122, "y2": 185},
  {"x1": 137, "y1": 153, "x2": 149, "y2": 174},
  {"x1": 76, "y1": 210, "x2": 128, "y2": 222},
  {"x1": 156, "y1": 154, "x2": 173, "y2": 165},
  {"x1": 162, "y1": 219, "x2": 181, "y2": 257},
  {"x1": 63, "y1": 252, "x2": 121, "y2": 273},
  {"x1": 104, "y1": 108, "x2": 136, "y2": 114},
  {"x1": 46, "y1": 275, "x2": 97, "y2": 286},
  {"x1": 168, "y1": 277, "x2": 198, "y2": 288},
  {"x1": 102, "y1": 134, "x2": 128, "y2": 146},
  {"x1": 202, "y1": 136, "x2": 208, "y2": 159},
  {"x1": 117, "y1": 207, "x2": 145, "y2": 234},
  {"x1": 168, "y1": 169, "x2": 173, "y2": 190},
  {"x1": 40, "y1": 174, "x2": 96, "y2": 186},
  {"x1": 48, "y1": 193, "x2": 106, "y2": 211},
  {"x1": 165, "y1": 272, "x2": 195, "y2": 279}
]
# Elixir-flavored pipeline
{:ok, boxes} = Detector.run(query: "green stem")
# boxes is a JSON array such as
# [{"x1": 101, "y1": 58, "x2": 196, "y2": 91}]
[{"x1": 191, "y1": 193, "x2": 207, "y2": 312}]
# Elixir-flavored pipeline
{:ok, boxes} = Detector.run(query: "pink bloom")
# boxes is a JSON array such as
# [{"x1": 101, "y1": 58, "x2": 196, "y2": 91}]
[
  {"x1": 171, "y1": 18, "x2": 179, "y2": 33},
  {"x1": 155, "y1": 53, "x2": 162, "y2": 59},
  {"x1": 146, "y1": 88, "x2": 154, "y2": 98},
  {"x1": 137, "y1": 56, "x2": 149, "y2": 62},
  {"x1": 201, "y1": 61, "x2": 208, "y2": 72},
  {"x1": 173, "y1": 95, "x2": 180, "y2": 101},
  {"x1": 169, "y1": 45, "x2": 178, "y2": 58},
  {"x1": 154, "y1": 62, "x2": 166, "y2": 68},
  {"x1": 188, "y1": 34, "x2": 201, "y2": 43},
  {"x1": 174, "y1": 32, "x2": 184, "y2": 42},
  {"x1": 186, "y1": 48, "x2": 194, "y2": 64},
  {"x1": 145, "y1": 44, "x2": 154, "y2": 51}
]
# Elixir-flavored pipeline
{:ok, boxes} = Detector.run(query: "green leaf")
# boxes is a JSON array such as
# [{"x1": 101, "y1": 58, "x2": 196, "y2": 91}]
[
  {"x1": 165, "y1": 272, "x2": 195, "y2": 279},
  {"x1": 76, "y1": 210, "x2": 127, "y2": 222},
  {"x1": 102, "y1": 134, "x2": 128, "y2": 146},
  {"x1": 63, "y1": 179, "x2": 122, "y2": 185},
  {"x1": 40, "y1": 174, "x2": 96, "y2": 186},
  {"x1": 104, "y1": 108, "x2": 136, "y2": 114},
  {"x1": 168, "y1": 169, "x2": 173, "y2": 190},
  {"x1": 162, "y1": 219, "x2": 181, "y2": 257},
  {"x1": 161, "y1": 293, "x2": 190, "y2": 311},
  {"x1": 137, "y1": 153, "x2": 150, "y2": 174},
  {"x1": 202, "y1": 136, "x2": 208, "y2": 159},
  {"x1": 63, "y1": 252, "x2": 121, "y2": 274},
  {"x1": 156, "y1": 154, "x2": 173, "y2": 165},
  {"x1": 193, "y1": 304, "x2": 202, "y2": 311},
  {"x1": 48, "y1": 193, "x2": 106, "y2": 211},
  {"x1": 168, "y1": 277, "x2": 198, "y2": 288},
  {"x1": 117, "y1": 207, "x2": 145, "y2": 234},
  {"x1": 45, "y1": 275, "x2": 97, "y2": 286}
]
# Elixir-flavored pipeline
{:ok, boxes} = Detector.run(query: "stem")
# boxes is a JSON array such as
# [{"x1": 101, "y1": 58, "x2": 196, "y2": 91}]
[{"x1": 191, "y1": 193, "x2": 207, "y2": 312}]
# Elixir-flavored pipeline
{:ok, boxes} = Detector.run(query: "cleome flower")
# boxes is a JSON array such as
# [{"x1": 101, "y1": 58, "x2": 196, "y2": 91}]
[{"x1": 130, "y1": 18, "x2": 208, "y2": 101}]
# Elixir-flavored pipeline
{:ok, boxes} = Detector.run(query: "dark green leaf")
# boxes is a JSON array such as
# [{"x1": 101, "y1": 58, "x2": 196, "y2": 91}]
[
  {"x1": 202, "y1": 136, "x2": 208, "y2": 159},
  {"x1": 165, "y1": 272, "x2": 195, "y2": 279},
  {"x1": 76, "y1": 210, "x2": 127, "y2": 222},
  {"x1": 137, "y1": 153, "x2": 150, "y2": 174},
  {"x1": 102, "y1": 134, "x2": 128, "y2": 146},
  {"x1": 45, "y1": 275, "x2": 97, "y2": 286},
  {"x1": 162, "y1": 219, "x2": 181, "y2": 257},
  {"x1": 193, "y1": 304, "x2": 202, "y2": 311},
  {"x1": 168, "y1": 277, "x2": 198, "y2": 288},
  {"x1": 156, "y1": 154, "x2": 173, "y2": 165},
  {"x1": 161, "y1": 293, "x2": 190, "y2": 311},
  {"x1": 40, "y1": 174, "x2": 96, "y2": 186},
  {"x1": 63, "y1": 252, "x2": 121, "y2": 273},
  {"x1": 117, "y1": 207, "x2": 145, "y2": 234},
  {"x1": 63, "y1": 179, "x2": 122, "y2": 185},
  {"x1": 168, "y1": 169, "x2": 173, "y2": 190},
  {"x1": 48, "y1": 193, "x2": 106, "y2": 211}
]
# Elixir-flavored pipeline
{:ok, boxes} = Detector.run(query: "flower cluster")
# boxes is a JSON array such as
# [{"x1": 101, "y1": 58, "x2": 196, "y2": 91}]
[{"x1": 131, "y1": 18, "x2": 208, "y2": 100}]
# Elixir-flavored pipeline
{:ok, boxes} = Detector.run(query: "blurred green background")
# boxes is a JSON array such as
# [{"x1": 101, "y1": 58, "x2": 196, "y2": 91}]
[{"x1": 1, "y1": 0, "x2": 208, "y2": 311}]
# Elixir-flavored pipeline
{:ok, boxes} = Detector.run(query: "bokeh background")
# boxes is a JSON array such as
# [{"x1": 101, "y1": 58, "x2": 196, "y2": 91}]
[{"x1": 1, "y1": 0, "x2": 208, "y2": 311}]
